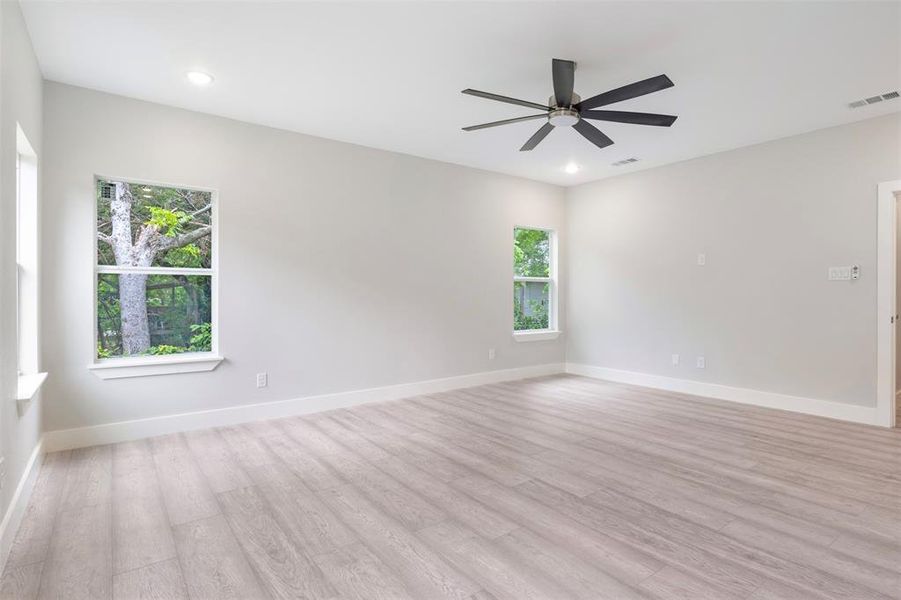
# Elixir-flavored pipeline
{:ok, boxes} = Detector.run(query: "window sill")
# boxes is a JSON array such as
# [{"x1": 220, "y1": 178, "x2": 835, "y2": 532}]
[
  {"x1": 17, "y1": 372, "x2": 48, "y2": 416},
  {"x1": 88, "y1": 354, "x2": 224, "y2": 380},
  {"x1": 513, "y1": 330, "x2": 561, "y2": 342},
  {"x1": 17, "y1": 372, "x2": 48, "y2": 402}
]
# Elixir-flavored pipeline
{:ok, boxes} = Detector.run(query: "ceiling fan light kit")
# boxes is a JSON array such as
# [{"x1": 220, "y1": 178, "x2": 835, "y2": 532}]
[{"x1": 462, "y1": 58, "x2": 677, "y2": 152}]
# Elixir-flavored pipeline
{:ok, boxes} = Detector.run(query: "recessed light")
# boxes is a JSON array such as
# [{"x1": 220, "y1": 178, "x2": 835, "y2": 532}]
[
  {"x1": 186, "y1": 71, "x2": 214, "y2": 86},
  {"x1": 564, "y1": 163, "x2": 580, "y2": 174}
]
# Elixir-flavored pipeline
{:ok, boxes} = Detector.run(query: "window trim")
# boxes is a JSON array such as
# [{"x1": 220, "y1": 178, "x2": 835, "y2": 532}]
[
  {"x1": 90, "y1": 175, "x2": 222, "y2": 378},
  {"x1": 513, "y1": 225, "x2": 561, "y2": 341}
]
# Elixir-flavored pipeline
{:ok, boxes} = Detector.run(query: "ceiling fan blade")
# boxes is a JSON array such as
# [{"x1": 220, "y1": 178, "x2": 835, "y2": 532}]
[
  {"x1": 520, "y1": 122, "x2": 554, "y2": 151},
  {"x1": 462, "y1": 89, "x2": 550, "y2": 112},
  {"x1": 578, "y1": 74, "x2": 674, "y2": 110},
  {"x1": 573, "y1": 120, "x2": 614, "y2": 149},
  {"x1": 462, "y1": 114, "x2": 549, "y2": 131},
  {"x1": 580, "y1": 110, "x2": 678, "y2": 127},
  {"x1": 552, "y1": 59, "x2": 575, "y2": 107}
]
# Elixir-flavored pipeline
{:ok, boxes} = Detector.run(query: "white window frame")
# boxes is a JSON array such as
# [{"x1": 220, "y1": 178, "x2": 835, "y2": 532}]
[
  {"x1": 15, "y1": 124, "x2": 46, "y2": 408},
  {"x1": 88, "y1": 175, "x2": 222, "y2": 379},
  {"x1": 513, "y1": 225, "x2": 560, "y2": 342}
]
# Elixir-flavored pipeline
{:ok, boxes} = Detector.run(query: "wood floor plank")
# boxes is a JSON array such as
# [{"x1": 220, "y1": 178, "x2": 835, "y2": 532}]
[
  {"x1": 374, "y1": 456, "x2": 518, "y2": 539},
  {"x1": 6, "y1": 451, "x2": 71, "y2": 568},
  {"x1": 184, "y1": 428, "x2": 253, "y2": 493},
  {"x1": 172, "y1": 515, "x2": 268, "y2": 600},
  {"x1": 150, "y1": 433, "x2": 219, "y2": 526},
  {"x1": 111, "y1": 440, "x2": 176, "y2": 574},
  {"x1": 492, "y1": 527, "x2": 653, "y2": 600},
  {"x1": 417, "y1": 520, "x2": 573, "y2": 600},
  {"x1": 112, "y1": 559, "x2": 187, "y2": 600},
  {"x1": 218, "y1": 485, "x2": 336, "y2": 600},
  {"x1": 0, "y1": 562, "x2": 43, "y2": 600},
  {"x1": 250, "y1": 462, "x2": 358, "y2": 557},
  {"x1": 451, "y1": 475, "x2": 665, "y2": 586},
  {"x1": 318, "y1": 484, "x2": 479, "y2": 600},
  {"x1": 59, "y1": 445, "x2": 111, "y2": 512},
  {"x1": 313, "y1": 542, "x2": 415, "y2": 600},
  {"x1": 38, "y1": 503, "x2": 112, "y2": 600}
]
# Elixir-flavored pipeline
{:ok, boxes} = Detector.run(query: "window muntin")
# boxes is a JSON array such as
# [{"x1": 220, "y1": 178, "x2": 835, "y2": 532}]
[
  {"x1": 95, "y1": 178, "x2": 216, "y2": 359},
  {"x1": 513, "y1": 227, "x2": 555, "y2": 332}
]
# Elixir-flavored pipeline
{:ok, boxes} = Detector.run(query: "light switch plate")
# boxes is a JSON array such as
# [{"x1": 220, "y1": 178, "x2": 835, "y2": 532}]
[{"x1": 828, "y1": 266, "x2": 852, "y2": 281}]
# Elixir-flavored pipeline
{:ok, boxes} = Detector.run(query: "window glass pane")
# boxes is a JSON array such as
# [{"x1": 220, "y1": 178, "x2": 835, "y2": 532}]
[
  {"x1": 97, "y1": 274, "x2": 212, "y2": 358},
  {"x1": 514, "y1": 281, "x2": 549, "y2": 331},
  {"x1": 97, "y1": 179, "x2": 213, "y2": 268},
  {"x1": 514, "y1": 228, "x2": 550, "y2": 277}
]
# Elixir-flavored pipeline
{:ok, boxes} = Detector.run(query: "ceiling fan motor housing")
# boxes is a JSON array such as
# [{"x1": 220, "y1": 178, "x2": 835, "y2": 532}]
[{"x1": 548, "y1": 92, "x2": 580, "y2": 126}]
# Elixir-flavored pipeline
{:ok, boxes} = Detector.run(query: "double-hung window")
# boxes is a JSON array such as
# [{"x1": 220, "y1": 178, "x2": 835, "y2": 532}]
[
  {"x1": 513, "y1": 226, "x2": 558, "y2": 340},
  {"x1": 15, "y1": 124, "x2": 44, "y2": 404},
  {"x1": 92, "y1": 178, "x2": 220, "y2": 378}
]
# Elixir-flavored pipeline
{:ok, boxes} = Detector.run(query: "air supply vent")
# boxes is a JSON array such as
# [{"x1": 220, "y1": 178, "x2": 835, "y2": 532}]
[
  {"x1": 611, "y1": 157, "x2": 639, "y2": 167},
  {"x1": 849, "y1": 90, "x2": 899, "y2": 108}
]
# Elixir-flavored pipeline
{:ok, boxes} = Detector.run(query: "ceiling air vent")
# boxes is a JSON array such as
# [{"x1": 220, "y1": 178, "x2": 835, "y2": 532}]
[
  {"x1": 849, "y1": 90, "x2": 899, "y2": 108},
  {"x1": 611, "y1": 157, "x2": 639, "y2": 167}
]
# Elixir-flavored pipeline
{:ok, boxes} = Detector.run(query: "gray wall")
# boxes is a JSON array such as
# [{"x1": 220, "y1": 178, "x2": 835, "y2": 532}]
[
  {"x1": 566, "y1": 113, "x2": 901, "y2": 408},
  {"x1": 41, "y1": 82, "x2": 566, "y2": 432},
  {"x1": 0, "y1": 0, "x2": 44, "y2": 524}
]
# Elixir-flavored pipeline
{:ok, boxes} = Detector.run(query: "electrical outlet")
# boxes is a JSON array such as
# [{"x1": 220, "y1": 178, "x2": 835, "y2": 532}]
[
  {"x1": 671, "y1": 354, "x2": 680, "y2": 366},
  {"x1": 697, "y1": 253, "x2": 706, "y2": 266},
  {"x1": 488, "y1": 348, "x2": 496, "y2": 360},
  {"x1": 256, "y1": 372, "x2": 268, "y2": 388},
  {"x1": 696, "y1": 356, "x2": 706, "y2": 369}
]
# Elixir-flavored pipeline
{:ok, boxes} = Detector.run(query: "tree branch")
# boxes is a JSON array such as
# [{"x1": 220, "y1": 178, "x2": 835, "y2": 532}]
[
  {"x1": 188, "y1": 204, "x2": 212, "y2": 220},
  {"x1": 97, "y1": 231, "x2": 114, "y2": 247},
  {"x1": 157, "y1": 225, "x2": 212, "y2": 251}
]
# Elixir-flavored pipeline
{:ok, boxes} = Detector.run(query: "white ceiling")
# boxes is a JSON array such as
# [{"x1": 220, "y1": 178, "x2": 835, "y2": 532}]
[{"x1": 20, "y1": 1, "x2": 901, "y2": 186}]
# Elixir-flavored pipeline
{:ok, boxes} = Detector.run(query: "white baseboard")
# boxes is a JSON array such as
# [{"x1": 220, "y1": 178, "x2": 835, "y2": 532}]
[
  {"x1": 0, "y1": 437, "x2": 44, "y2": 574},
  {"x1": 566, "y1": 363, "x2": 879, "y2": 426},
  {"x1": 43, "y1": 363, "x2": 566, "y2": 452}
]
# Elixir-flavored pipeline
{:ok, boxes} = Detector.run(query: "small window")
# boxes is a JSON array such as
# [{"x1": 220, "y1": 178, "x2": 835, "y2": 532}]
[
  {"x1": 513, "y1": 227, "x2": 556, "y2": 332},
  {"x1": 16, "y1": 125, "x2": 39, "y2": 377},
  {"x1": 95, "y1": 179, "x2": 216, "y2": 359}
]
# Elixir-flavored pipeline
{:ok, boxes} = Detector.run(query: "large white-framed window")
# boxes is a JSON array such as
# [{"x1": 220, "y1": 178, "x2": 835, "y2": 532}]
[
  {"x1": 15, "y1": 124, "x2": 46, "y2": 405},
  {"x1": 89, "y1": 177, "x2": 222, "y2": 379},
  {"x1": 513, "y1": 226, "x2": 559, "y2": 341}
]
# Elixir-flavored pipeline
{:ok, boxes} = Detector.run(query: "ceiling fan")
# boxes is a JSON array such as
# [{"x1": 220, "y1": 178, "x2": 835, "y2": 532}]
[{"x1": 461, "y1": 59, "x2": 677, "y2": 151}]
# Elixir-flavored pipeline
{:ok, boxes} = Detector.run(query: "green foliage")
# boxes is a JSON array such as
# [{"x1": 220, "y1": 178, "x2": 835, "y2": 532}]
[
  {"x1": 97, "y1": 343, "x2": 112, "y2": 359},
  {"x1": 164, "y1": 244, "x2": 202, "y2": 268},
  {"x1": 189, "y1": 322, "x2": 212, "y2": 352},
  {"x1": 149, "y1": 344, "x2": 187, "y2": 355},
  {"x1": 514, "y1": 228, "x2": 550, "y2": 277},
  {"x1": 146, "y1": 206, "x2": 190, "y2": 237}
]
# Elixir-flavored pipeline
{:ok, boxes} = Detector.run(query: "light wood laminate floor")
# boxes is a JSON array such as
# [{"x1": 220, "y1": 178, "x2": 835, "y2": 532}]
[{"x1": 2, "y1": 375, "x2": 900, "y2": 600}]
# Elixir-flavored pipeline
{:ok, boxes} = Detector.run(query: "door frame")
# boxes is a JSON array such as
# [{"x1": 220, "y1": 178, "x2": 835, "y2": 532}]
[{"x1": 876, "y1": 180, "x2": 901, "y2": 427}]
